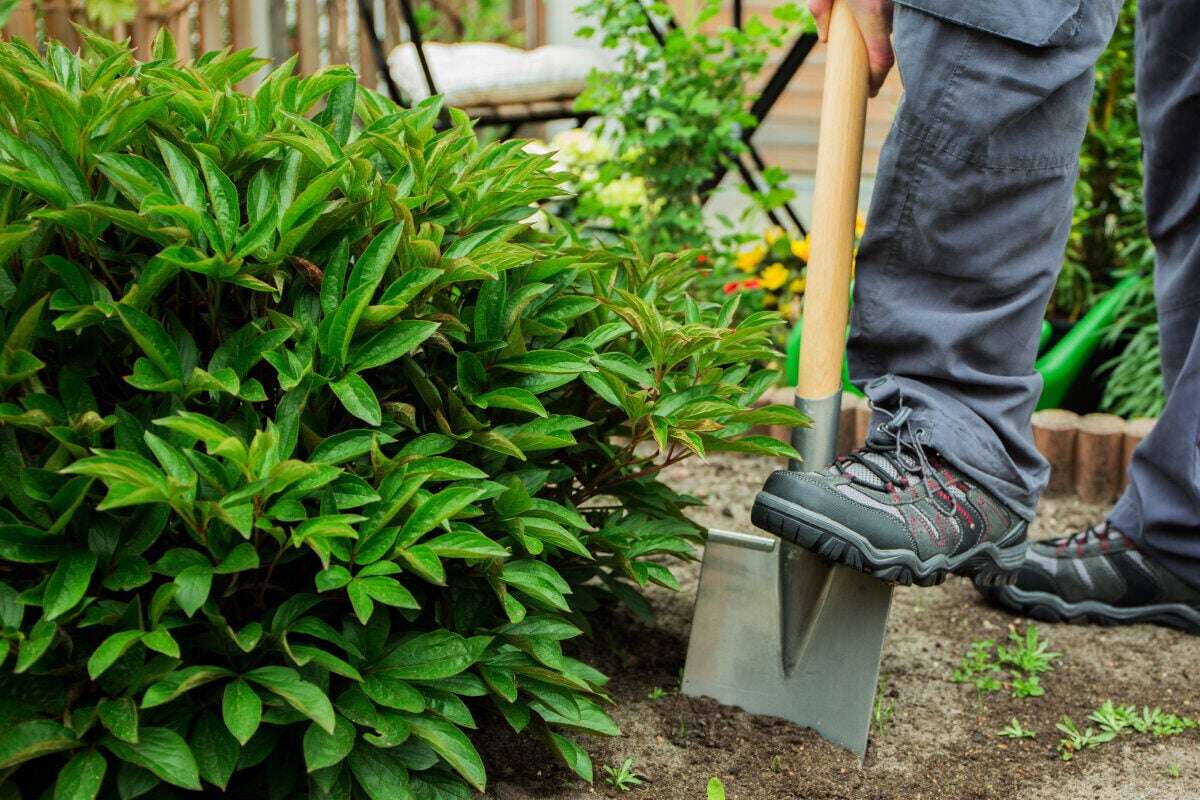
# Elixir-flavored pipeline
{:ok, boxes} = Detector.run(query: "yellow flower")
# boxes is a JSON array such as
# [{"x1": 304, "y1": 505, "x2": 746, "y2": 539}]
[
  {"x1": 762, "y1": 293, "x2": 778, "y2": 308},
  {"x1": 761, "y1": 262, "x2": 789, "y2": 291},
  {"x1": 735, "y1": 244, "x2": 766, "y2": 273},
  {"x1": 764, "y1": 226, "x2": 785, "y2": 245},
  {"x1": 855, "y1": 214, "x2": 866, "y2": 238},
  {"x1": 790, "y1": 235, "x2": 810, "y2": 262},
  {"x1": 789, "y1": 277, "x2": 806, "y2": 294}
]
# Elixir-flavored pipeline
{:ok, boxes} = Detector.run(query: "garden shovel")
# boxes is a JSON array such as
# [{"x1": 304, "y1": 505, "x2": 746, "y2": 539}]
[{"x1": 681, "y1": 0, "x2": 891, "y2": 759}]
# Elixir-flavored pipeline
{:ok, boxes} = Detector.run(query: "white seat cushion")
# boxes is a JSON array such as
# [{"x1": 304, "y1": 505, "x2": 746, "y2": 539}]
[{"x1": 386, "y1": 42, "x2": 611, "y2": 108}]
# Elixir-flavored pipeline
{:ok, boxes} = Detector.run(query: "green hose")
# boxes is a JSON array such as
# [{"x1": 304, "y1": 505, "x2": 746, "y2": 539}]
[
  {"x1": 1034, "y1": 275, "x2": 1139, "y2": 410},
  {"x1": 784, "y1": 276, "x2": 1138, "y2": 409}
]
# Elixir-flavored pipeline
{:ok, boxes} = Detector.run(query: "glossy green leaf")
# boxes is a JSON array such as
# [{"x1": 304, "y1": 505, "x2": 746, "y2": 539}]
[
  {"x1": 303, "y1": 715, "x2": 356, "y2": 772},
  {"x1": 407, "y1": 715, "x2": 486, "y2": 792},
  {"x1": 349, "y1": 320, "x2": 439, "y2": 372},
  {"x1": 245, "y1": 666, "x2": 336, "y2": 734},
  {"x1": 331, "y1": 373, "x2": 382, "y2": 426},
  {"x1": 97, "y1": 697, "x2": 139, "y2": 744},
  {"x1": 53, "y1": 749, "x2": 107, "y2": 800},
  {"x1": 0, "y1": 720, "x2": 78, "y2": 769},
  {"x1": 42, "y1": 549, "x2": 97, "y2": 620},
  {"x1": 103, "y1": 727, "x2": 200, "y2": 791},
  {"x1": 222, "y1": 680, "x2": 262, "y2": 746}
]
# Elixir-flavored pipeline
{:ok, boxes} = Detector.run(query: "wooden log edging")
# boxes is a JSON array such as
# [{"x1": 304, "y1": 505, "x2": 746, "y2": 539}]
[{"x1": 750, "y1": 388, "x2": 1152, "y2": 503}]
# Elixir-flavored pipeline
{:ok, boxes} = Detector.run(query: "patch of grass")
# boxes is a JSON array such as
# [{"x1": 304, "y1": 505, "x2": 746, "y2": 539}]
[
  {"x1": 873, "y1": 677, "x2": 896, "y2": 737},
  {"x1": 997, "y1": 718, "x2": 1036, "y2": 739},
  {"x1": 707, "y1": 777, "x2": 727, "y2": 800},
  {"x1": 603, "y1": 759, "x2": 645, "y2": 792}
]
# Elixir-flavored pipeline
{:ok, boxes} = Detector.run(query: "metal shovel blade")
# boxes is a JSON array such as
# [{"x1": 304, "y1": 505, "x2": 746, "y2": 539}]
[{"x1": 682, "y1": 529, "x2": 892, "y2": 758}]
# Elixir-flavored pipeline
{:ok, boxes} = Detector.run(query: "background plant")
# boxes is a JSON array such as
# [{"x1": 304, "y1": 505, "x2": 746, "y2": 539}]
[
  {"x1": 410, "y1": 0, "x2": 526, "y2": 45},
  {"x1": 0, "y1": 31, "x2": 800, "y2": 799},
  {"x1": 574, "y1": 0, "x2": 807, "y2": 253}
]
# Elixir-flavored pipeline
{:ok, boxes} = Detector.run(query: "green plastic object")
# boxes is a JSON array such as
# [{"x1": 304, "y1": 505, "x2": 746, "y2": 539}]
[
  {"x1": 784, "y1": 276, "x2": 1138, "y2": 408},
  {"x1": 1034, "y1": 275, "x2": 1139, "y2": 410}
]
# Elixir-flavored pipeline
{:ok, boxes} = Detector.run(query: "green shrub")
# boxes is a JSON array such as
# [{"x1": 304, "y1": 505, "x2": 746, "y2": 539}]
[{"x1": 0, "y1": 31, "x2": 800, "y2": 799}]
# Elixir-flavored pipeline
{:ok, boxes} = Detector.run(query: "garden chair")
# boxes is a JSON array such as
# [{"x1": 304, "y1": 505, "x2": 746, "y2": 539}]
[
  {"x1": 681, "y1": 1, "x2": 891, "y2": 759},
  {"x1": 357, "y1": 0, "x2": 602, "y2": 137}
]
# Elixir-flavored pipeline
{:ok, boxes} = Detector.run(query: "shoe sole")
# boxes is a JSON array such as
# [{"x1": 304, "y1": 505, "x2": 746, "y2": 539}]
[
  {"x1": 979, "y1": 584, "x2": 1200, "y2": 635},
  {"x1": 751, "y1": 491, "x2": 1027, "y2": 588}
]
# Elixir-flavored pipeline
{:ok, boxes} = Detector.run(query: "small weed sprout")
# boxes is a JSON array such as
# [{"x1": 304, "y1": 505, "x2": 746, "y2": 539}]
[
  {"x1": 1167, "y1": 763, "x2": 1182, "y2": 779},
  {"x1": 1056, "y1": 715, "x2": 1116, "y2": 761},
  {"x1": 997, "y1": 625, "x2": 1061, "y2": 675},
  {"x1": 998, "y1": 718, "x2": 1036, "y2": 739},
  {"x1": 873, "y1": 678, "x2": 896, "y2": 737},
  {"x1": 769, "y1": 754, "x2": 783, "y2": 774},
  {"x1": 603, "y1": 759, "x2": 645, "y2": 792},
  {"x1": 707, "y1": 777, "x2": 727, "y2": 800},
  {"x1": 647, "y1": 686, "x2": 667, "y2": 701},
  {"x1": 950, "y1": 639, "x2": 1003, "y2": 699}
]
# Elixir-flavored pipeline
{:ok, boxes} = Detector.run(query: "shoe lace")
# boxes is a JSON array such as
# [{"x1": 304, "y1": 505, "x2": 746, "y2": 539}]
[
  {"x1": 834, "y1": 394, "x2": 958, "y2": 515},
  {"x1": 1062, "y1": 523, "x2": 1111, "y2": 548},
  {"x1": 1057, "y1": 522, "x2": 1125, "y2": 555}
]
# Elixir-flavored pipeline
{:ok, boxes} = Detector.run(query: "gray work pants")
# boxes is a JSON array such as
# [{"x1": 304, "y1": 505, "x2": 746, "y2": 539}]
[{"x1": 849, "y1": 0, "x2": 1200, "y2": 584}]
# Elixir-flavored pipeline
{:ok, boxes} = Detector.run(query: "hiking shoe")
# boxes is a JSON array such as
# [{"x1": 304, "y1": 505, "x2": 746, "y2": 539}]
[
  {"x1": 975, "y1": 522, "x2": 1200, "y2": 634},
  {"x1": 751, "y1": 405, "x2": 1027, "y2": 587}
]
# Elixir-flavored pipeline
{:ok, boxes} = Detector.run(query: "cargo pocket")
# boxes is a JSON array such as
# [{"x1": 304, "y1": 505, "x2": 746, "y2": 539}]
[{"x1": 892, "y1": 0, "x2": 1084, "y2": 47}]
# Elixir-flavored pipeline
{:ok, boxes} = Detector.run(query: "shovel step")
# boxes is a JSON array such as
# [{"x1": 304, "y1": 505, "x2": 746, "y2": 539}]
[{"x1": 751, "y1": 490, "x2": 1024, "y2": 588}]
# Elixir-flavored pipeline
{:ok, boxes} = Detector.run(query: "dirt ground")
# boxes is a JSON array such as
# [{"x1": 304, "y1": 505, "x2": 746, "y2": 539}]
[{"x1": 482, "y1": 454, "x2": 1200, "y2": 800}]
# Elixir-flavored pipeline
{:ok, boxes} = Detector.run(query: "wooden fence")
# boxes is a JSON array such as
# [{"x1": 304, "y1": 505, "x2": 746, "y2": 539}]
[{"x1": 0, "y1": 1, "x2": 542, "y2": 89}]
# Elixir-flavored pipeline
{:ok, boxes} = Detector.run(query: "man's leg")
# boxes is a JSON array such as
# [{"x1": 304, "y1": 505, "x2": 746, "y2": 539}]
[
  {"x1": 847, "y1": 0, "x2": 1120, "y2": 520},
  {"x1": 976, "y1": 1, "x2": 1200, "y2": 633},
  {"x1": 1107, "y1": 0, "x2": 1200, "y2": 587},
  {"x1": 751, "y1": 2, "x2": 1120, "y2": 586}
]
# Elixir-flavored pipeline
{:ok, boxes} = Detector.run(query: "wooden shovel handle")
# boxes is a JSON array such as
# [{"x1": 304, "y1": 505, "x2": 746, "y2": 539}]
[{"x1": 796, "y1": 0, "x2": 870, "y2": 401}]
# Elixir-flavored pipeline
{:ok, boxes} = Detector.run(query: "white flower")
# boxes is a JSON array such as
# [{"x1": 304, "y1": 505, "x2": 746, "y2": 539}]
[{"x1": 550, "y1": 129, "x2": 612, "y2": 168}]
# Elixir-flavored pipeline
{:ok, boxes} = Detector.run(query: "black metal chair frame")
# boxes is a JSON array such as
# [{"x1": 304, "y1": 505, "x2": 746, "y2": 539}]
[{"x1": 358, "y1": 0, "x2": 817, "y2": 236}]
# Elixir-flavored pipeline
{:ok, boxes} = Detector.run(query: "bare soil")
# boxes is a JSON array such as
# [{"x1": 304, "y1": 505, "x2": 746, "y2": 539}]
[{"x1": 483, "y1": 455, "x2": 1200, "y2": 800}]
